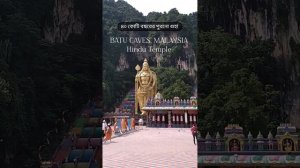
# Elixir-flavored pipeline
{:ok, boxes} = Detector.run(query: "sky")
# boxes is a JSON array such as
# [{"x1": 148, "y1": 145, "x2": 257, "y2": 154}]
[{"x1": 121, "y1": 0, "x2": 197, "y2": 15}]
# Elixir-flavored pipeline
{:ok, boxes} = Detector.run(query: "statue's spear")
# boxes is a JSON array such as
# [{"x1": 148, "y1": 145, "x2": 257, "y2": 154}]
[{"x1": 135, "y1": 64, "x2": 141, "y2": 115}]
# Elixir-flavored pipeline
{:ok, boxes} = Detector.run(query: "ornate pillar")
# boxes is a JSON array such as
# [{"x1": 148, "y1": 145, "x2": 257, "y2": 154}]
[
  {"x1": 147, "y1": 112, "x2": 150, "y2": 127},
  {"x1": 168, "y1": 111, "x2": 171, "y2": 127},
  {"x1": 162, "y1": 115, "x2": 165, "y2": 127},
  {"x1": 193, "y1": 115, "x2": 196, "y2": 124},
  {"x1": 190, "y1": 115, "x2": 193, "y2": 126},
  {"x1": 176, "y1": 115, "x2": 179, "y2": 128},
  {"x1": 172, "y1": 115, "x2": 175, "y2": 128},
  {"x1": 184, "y1": 111, "x2": 188, "y2": 128},
  {"x1": 152, "y1": 115, "x2": 155, "y2": 127},
  {"x1": 157, "y1": 114, "x2": 160, "y2": 127},
  {"x1": 180, "y1": 115, "x2": 183, "y2": 127}
]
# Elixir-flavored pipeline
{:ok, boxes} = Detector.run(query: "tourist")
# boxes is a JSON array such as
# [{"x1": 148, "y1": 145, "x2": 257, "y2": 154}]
[
  {"x1": 104, "y1": 124, "x2": 113, "y2": 143},
  {"x1": 125, "y1": 118, "x2": 129, "y2": 131},
  {"x1": 102, "y1": 119, "x2": 107, "y2": 137},
  {"x1": 131, "y1": 118, "x2": 135, "y2": 130},
  {"x1": 121, "y1": 118, "x2": 126, "y2": 133},
  {"x1": 113, "y1": 120, "x2": 117, "y2": 133},
  {"x1": 138, "y1": 118, "x2": 143, "y2": 129},
  {"x1": 191, "y1": 124, "x2": 197, "y2": 145}
]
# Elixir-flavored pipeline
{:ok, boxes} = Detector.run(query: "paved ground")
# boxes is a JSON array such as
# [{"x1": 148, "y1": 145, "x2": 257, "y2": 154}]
[{"x1": 103, "y1": 127, "x2": 197, "y2": 168}]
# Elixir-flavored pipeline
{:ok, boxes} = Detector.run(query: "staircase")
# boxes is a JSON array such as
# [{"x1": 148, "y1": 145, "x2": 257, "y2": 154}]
[
  {"x1": 51, "y1": 104, "x2": 103, "y2": 168},
  {"x1": 118, "y1": 89, "x2": 135, "y2": 113}
]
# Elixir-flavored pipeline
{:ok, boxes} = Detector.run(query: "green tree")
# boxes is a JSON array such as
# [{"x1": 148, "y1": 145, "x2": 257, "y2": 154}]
[
  {"x1": 153, "y1": 67, "x2": 193, "y2": 99},
  {"x1": 198, "y1": 29, "x2": 286, "y2": 136}
]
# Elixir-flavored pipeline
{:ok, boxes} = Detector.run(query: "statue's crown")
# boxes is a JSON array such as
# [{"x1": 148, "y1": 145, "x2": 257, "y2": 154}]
[{"x1": 143, "y1": 58, "x2": 149, "y2": 66}]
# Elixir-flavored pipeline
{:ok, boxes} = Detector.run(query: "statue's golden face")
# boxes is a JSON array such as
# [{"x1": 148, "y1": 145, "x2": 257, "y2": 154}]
[{"x1": 142, "y1": 63, "x2": 149, "y2": 71}]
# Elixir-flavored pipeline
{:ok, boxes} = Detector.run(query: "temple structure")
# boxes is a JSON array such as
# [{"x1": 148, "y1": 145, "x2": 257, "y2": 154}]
[
  {"x1": 143, "y1": 92, "x2": 197, "y2": 128},
  {"x1": 198, "y1": 123, "x2": 300, "y2": 167}
]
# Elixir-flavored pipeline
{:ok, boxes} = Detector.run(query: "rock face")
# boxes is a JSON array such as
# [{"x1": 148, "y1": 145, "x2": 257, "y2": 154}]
[
  {"x1": 200, "y1": 0, "x2": 300, "y2": 58},
  {"x1": 179, "y1": 42, "x2": 197, "y2": 94},
  {"x1": 44, "y1": 0, "x2": 84, "y2": 43},
  {"x1": 116, "y1": 53, "x2": 129, "y2": 72},
  {"x1": 199, "y1": 0, "x2": 300, "y2": 127}
]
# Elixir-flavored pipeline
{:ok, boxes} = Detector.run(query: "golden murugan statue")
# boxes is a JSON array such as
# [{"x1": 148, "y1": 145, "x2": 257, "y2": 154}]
[{"x1": 135, "y1": 58, "x2": 157, "y2": 115}]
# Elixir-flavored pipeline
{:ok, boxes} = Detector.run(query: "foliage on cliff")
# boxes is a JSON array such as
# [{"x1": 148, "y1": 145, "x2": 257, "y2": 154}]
[
  {"x1": 153, "y1": 67, "x2": 193, "y2": 99},
  {"x1": 198, "y1": 29, "x2": 288, "y2": 136}
]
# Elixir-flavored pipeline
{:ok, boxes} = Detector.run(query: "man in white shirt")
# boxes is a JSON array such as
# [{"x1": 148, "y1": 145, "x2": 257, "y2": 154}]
[
  {"x1": 102, "y1": 119, "x2": 107, "y2": 137},
  {"x1": 138, "y1": 118, "x2": 144, "y2": 129}
]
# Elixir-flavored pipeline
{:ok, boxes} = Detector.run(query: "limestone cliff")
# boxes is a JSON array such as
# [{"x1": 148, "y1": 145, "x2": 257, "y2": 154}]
[
  {"x1": 200, "y1": 0, "x2": 300, "y2": 58},
  {"x1": 43, "y1": 0, "x2": 84, "y2": 43},
  {"x1": 199, "y1": 0, "x2": 300, "y2": 127},
  {"x1": 116, "y1": 53, "x2": 129, "y2": 71}
]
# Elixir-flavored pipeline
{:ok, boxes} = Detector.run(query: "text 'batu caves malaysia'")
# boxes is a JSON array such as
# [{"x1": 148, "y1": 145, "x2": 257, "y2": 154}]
[{"x1": 103, "y1": 58, "x2": 198, "y2": 129}]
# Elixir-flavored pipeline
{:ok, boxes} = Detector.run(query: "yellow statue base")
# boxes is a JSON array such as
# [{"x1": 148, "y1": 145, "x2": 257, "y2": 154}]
[
  {"x1": 141, "y1": 111, "x2": 147, "y2": 116},
  {"x1": 136, "y1": 110, "x2": 147, "y2": 116}
]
